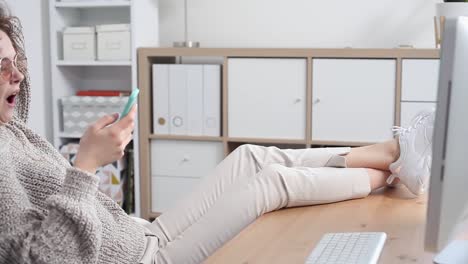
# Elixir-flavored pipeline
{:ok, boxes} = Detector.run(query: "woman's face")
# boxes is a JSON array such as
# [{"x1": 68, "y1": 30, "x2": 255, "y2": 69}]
[{"x1": 0, "y1": 30, "x2": 23, "y2": 124}]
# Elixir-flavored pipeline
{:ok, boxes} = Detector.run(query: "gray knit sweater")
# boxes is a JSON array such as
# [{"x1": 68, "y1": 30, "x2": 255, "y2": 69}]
[{"x1": 0, "y1": 118, "x2": 146, "y2": 263}]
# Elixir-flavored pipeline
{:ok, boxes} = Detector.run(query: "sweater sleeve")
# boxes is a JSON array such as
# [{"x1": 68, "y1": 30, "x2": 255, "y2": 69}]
[{"x1": 0, "y1": 167, "x2": 104, "y2": 264}]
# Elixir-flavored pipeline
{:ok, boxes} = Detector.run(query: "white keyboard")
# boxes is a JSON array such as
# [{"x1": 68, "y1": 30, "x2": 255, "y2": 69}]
[{"x1": 305, "y1": 232, "x2": 387, "y2": 264}]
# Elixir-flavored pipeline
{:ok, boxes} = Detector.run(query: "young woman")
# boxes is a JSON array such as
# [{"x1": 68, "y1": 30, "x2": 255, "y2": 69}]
[{"x1": 0, "y1": 5, "x2": 434, "y2": 264}]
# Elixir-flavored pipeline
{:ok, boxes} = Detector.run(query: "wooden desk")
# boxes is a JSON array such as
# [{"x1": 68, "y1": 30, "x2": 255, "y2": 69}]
[{"x1": 205, "y1": 186, "x2": 435, "y2": 264}]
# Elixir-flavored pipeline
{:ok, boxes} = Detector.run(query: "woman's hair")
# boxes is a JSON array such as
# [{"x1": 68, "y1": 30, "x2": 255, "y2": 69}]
[
  {"x1": 0, "y1": 1, "x2": 31, "y2": 122},
  {"x1": 0, "y1": 4, "x2": 19, "y2": 52}
]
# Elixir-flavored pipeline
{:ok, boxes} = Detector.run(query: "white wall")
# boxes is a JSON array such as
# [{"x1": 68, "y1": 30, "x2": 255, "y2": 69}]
[
  {"x1": 7, "y1": 0, "x2": 52, "y2": 141},
  {"x1": 159, "y1": 0, "x2": 442, "y2": 48}
]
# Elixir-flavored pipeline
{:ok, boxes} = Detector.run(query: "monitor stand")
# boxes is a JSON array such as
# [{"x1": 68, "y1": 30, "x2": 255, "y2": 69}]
[{"x1": 434, "y1": 240, "x2": 468, "y2": 264}]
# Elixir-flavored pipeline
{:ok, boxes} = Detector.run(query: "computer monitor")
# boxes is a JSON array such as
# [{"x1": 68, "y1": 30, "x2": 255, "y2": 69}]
[{"x1": 425, "y1": 16, "x2": 468, "y2": 254}]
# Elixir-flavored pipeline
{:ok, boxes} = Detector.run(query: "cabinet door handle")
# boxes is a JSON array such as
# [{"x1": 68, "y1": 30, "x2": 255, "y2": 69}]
[
  {"x1": 313, "y1": 98, "x2": 321, "y2": 105},
  {"x1": 294, "y1": 98, "x2": 302, "y2": 104},
  {"x1": 182, "y1": 156, "x2": 190, "y2": 162}
]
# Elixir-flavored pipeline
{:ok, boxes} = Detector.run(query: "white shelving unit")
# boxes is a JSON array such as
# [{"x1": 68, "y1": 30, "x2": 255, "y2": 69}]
[{"x1": 49, "y1": 0, "x2": 159, "y2": 216}]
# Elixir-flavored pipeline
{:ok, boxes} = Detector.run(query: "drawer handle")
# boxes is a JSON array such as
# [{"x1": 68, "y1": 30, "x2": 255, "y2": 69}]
[
  {"x1": 294, "y1": 98, "x2": 302, "y2": 104},
  {"x1": 313, "y1": 98, "x2": 321, "y2": 105},
  {"x1": 181, "y1": 156, "x2": 190, "y2": 162},
  {"x1": 71, "y1": 42, "x2": 87, "y2": 50}
]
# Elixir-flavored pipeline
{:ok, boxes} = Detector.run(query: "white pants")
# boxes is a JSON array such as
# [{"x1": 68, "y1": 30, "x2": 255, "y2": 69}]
[{"x1": 138, "y1": 144, "x2": 371, "y2": 264}]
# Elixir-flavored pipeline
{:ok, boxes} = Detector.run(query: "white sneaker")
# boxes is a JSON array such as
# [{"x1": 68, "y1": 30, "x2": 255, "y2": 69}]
[{"x1": 387, "y1": 110, "x2": 435, "y2": 195}]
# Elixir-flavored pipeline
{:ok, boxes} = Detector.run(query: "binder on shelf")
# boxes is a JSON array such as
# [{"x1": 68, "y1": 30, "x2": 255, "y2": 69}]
[
  {"x1": 76, "y1": 90, "x2": 130, "y2": 97},
  {"x1": 186, "y1": 65, "x2": 204, "y2": 136},
  {"x1": 169, "y1": 65, "x2": 188, "y2": 135},
  {"x1": 153, "y1": 64, "x2": 170, "y2": 134},
  {"x1": 203, "y1": 65, "x2": 221, "y2": 137}
]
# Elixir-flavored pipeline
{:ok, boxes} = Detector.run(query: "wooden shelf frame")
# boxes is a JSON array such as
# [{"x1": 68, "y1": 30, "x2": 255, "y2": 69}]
[
  {"x1": 54, "y1": 0, "x2": 131, "y2": 8},
  {"x1": 138, "y1": 47, "x2": 439, "y2": 219}
]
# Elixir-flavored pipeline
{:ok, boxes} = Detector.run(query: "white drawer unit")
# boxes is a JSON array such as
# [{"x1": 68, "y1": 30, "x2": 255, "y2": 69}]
[
  {"x1": 150, "y1": 140, "x2": 224, "y2": 178},
  {"x1": 150, "y1": 140, "x2": 224, "y2": 213},
  {"x1": 151, "y1": 176, "x2": 201, "y2": 213},
  {"x1": 228, "y1": 58, "x2": 307, "y2": 140},
  {"x1": 401, "y1": 59, "x2": 440, "y2": 102},
  {"x1": 312, "y1": 59, "x2": 396, "y2": 143},
  {"x1": 400, "y1": 102, "x2": 437, "y2": 128}
]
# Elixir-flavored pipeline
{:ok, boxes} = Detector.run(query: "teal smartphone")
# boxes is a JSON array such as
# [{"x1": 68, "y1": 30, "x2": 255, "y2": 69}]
[{"x1": 120, "y1": 88, "x2": 139, "y2": 119}]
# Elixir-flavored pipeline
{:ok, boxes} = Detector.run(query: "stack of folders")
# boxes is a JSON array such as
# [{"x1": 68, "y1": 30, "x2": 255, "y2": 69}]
[{"x1": 152, "y1": 64, "x2": 221, "y2": 137}]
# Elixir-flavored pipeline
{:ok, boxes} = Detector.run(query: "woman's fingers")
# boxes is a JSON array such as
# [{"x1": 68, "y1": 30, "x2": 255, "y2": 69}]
[
  {"x1": 116, "y1": 134, "x2": 133, "y2": 157},
  {"x1": 105, "y1": 104, "x2": 136, "y2": 139},
  {"x1": 76, "y1": 107, "x2": 136, "y2": 170},
  {"x1": 115, "y1": 104, "x2": 137, "y2": 130},
  {"x1": 123, "y1": 133, "x2": 133, "y2": 146},
  {"x1": 92, "y1": 113, "x2": 119, "y2": 131},
  {"x1": 112, "y1": 121, "x2": 134, "y2": 146},
  {"x1": 121, "y1": 117, "x2": 135, "y2": 136}
]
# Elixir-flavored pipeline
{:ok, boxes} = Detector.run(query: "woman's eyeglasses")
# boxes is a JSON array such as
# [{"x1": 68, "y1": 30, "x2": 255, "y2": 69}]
[{"x1": 0, "y1": 55, "x2": 19, "y2": 82}]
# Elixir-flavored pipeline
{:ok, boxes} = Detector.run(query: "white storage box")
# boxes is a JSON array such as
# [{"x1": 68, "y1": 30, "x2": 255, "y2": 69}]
[
  {"x1": 96, "y1": 24, "x2": 131, "y2": 61},
  {"x1": 63, "y1": 27, "x2": 96, "y2": 60},
  {"x1": 61, "y1": 96, "x2": 128, "y2": 134}
]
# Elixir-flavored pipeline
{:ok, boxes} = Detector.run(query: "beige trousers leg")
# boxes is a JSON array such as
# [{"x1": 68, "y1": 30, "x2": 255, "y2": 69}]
[{"x1": 144, "y1": 144, "x2": 371, "y2": 264}]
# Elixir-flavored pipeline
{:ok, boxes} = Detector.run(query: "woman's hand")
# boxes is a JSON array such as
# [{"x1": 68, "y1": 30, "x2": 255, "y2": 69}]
[{"x1": 74, "y1": 105, "x2": 137, "y2": 174}]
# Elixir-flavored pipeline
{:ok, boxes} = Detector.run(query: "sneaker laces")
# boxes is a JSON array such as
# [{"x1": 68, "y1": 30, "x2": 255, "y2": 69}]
[{"x1": 392, "y1": 111, "x2": 434, "y2": 139}]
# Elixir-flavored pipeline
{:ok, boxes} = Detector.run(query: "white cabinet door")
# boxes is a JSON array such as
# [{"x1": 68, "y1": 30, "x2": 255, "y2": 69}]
[
  {"x1": 150, "y1": 139, "x2": 224, "y2": 213},
  {"x1": 228, "y1": 58, "x2": 307, "y2": 140},
  {"x1": 151, "y1": 176, "x2": 200, "y2": 213},
  {"x1": 400, "y1": 102, "x2": 437, "y2": 128},
  {"x1": 402, "y1": 59, "x2": 439, "y2": 102},
  {"x1": 151, "y1": 140, "x2": 224, "y2": 178},
  {"x1": 312, "y1": 59, "x2": 396, "y2": 142}
]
